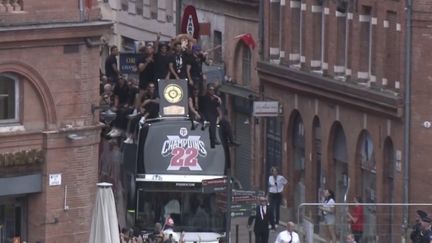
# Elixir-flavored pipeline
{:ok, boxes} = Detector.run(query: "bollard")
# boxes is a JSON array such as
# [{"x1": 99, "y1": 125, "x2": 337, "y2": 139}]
[
  {"x1": 249, "y1": 229, "x2": 252, "y2": 243},
  {"x1": 235, "y1": 224, "x2": 239, "y2": 243}
]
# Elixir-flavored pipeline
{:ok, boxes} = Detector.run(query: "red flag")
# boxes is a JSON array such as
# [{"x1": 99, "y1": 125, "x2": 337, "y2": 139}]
[{"x1": 235, "y1": 33, "x2": 256, "y2": 50}]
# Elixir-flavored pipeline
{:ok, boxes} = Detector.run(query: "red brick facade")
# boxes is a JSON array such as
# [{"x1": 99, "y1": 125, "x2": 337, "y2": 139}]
[
  {"x1": 258, "y1": 0, "x2": 432, "y2": 241},
  {"x1": 0, "y1": 1, "x2": 110, "y2": 242}
]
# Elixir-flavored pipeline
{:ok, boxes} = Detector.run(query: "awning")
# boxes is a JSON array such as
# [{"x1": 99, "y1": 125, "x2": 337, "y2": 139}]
[
  {"x1": 0, "y1": 173, "x2": 42, "y2": 196},
  {"x1": 218, "y1": 83, "x2": 257, "y2": 99}
]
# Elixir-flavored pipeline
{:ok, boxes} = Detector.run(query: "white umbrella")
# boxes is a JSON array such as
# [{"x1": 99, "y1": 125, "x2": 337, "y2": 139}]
[{"x1": 89, "y1": 182, "x2": 120, "y2": 243}]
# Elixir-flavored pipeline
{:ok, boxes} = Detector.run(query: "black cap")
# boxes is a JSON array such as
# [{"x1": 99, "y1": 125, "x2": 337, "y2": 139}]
[
  {"x1": 417, "y1": 210, "x2": 428, "y2": 218},
  {"x1": 422, "y1": 216, "x2": 432, "y2": 223}
]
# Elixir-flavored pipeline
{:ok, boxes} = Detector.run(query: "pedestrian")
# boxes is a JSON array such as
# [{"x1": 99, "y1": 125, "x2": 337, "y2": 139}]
[
  {"x1": 411, "y1": 210, "x2": 428, "y2": 243},
  {"x1": 247, "y1": 196, "x2": 275, "y2": 243},
  {"x1": 419, "y1": 216, "x2": 432, "y2": 243},
  {"x1": 347, "y1": 196, "x2": 363, "y2": 242},
  {"x1": 319, "y1": 189, "x2": 336, "y2": 243},
  {"x1": 274, "y1": 221, "x2": 300, "y2": 243},
  {"x1": 346, "y1": 233, "x2": 356, "y2": 243},
  {"x1": 268, "y1": 166, "x2": 288, "y2": 227}
]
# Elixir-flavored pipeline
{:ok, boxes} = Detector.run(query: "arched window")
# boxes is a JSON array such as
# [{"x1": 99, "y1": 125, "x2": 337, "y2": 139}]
[{"x1": 0, "y1": 74, "x2": 19, "y2": 123}]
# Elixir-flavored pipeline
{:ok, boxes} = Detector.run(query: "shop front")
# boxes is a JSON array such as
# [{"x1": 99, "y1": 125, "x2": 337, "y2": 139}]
[{"x1": 0, "y1": 174, "x2": 42, "y2": 243}]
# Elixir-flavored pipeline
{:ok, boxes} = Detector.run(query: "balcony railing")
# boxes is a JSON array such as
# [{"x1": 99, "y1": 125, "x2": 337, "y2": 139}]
[{"x1": 0, "y1": 0, "x2": 23, "y2": 12}]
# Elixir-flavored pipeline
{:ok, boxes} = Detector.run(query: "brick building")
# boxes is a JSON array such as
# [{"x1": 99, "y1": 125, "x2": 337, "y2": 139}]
[
  {"x1": 99, "y1": 0, "x2": 177, "y2": 76},
  {"x1": 256, "y1": 0, "x2": 432, "y2": 242},
  {"x1": 0, "y1": 0, "x2": 110, "y2": 242},
  {"x1": 179, "y1": 0, "x2": 261, "y2": 190}
]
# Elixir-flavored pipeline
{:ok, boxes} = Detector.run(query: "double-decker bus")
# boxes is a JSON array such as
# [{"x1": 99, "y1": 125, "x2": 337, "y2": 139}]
[{"x1": 124, "y1": 79, "x2": 229, "y2": 242}]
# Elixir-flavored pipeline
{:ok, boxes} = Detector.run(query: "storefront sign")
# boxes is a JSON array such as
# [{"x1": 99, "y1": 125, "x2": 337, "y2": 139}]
[
  {"x1": 253, "y1": 101, "x2": 280, "y2": 117},
  {"x1": 49, "y1": 173, "x2": 62, "y2": 186}
]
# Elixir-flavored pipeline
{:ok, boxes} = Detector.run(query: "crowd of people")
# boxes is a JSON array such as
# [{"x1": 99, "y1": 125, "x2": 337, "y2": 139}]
[{"x1": 100, "y1": 34, "x2": 238, "y2": 147}]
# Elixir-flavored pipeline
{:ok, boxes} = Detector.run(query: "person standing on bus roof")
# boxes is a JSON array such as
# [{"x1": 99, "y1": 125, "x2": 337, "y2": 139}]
[
  {"x1": 199, "y1": 83, "x2": 222, "y2": 148},
  {"x1": 137, "y1": 44, "x2": 155, "y2": 90},
  {"x1": 268, "y1": 166, "x2": 288, "y2": 227},
  {"x1": 105, "y1": 45, "x2": 120, "y2": 85},
  {"x1": 168, "y1": 41, "x2": 187, "y2": 80}
]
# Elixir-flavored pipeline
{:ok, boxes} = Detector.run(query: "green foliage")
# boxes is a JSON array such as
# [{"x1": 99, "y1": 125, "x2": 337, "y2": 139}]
[{"x1": 0, "y1": 149, "x2": 44, "y2": 167}]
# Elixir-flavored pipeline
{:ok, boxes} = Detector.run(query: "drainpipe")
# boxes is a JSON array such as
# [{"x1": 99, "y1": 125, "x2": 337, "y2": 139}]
[
  {"x1": 176, "y1": 0, "x2": 183, "y2": 35},
  {"x1": 79, "y1": 0, "x2": 84, "y2": 21},
  {"x1": 258, "y1": 0, "x2": 264, "y2": 60},
  {"x1": 403, "y1": 0, "x2": 412, "y2": 238}
]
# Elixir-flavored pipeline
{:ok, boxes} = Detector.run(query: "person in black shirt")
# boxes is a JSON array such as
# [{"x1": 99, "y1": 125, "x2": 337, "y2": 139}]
[
  {"x1": 124, "y1": 82, "x2": 159, "y2": 144},
  {"x1": 411, "y1": 210, "x2": 428, "y2": 243},
  {"x1": 199, "y1": 83, "x2": 222, "y2": 148},
  {"x1": 153, "y1": 33, "x2": 172, "y2": 83},
  {"x1": 104, "y1": 45, "x2": 120, "y2": 85},
  {"x1": 187, "y1": 45, "x2": 208, "y2": 95},
  {"x1": 137, "y1": 45, "x2": 155, "y2": 90},
  {"x1": 168, "y1": 41, "x2": 187, "y2": 80},
  {"x1": 108, "y1": 76, "x2": 132, "y2": 138}
]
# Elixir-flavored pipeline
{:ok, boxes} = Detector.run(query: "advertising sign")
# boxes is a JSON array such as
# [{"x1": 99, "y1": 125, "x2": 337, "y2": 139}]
[
  {"x1": 253, "y1": 101, "x2": 280, "y2": 117},
  {"x1": 202, "y1": 178, "x2": 227, "y2": 193},
  {"x1": 119, "y1": 53, "x2": 140, "y2": 74},
  {"x1": 142, "y1": 120, "x2": 225, "y2": 175}
]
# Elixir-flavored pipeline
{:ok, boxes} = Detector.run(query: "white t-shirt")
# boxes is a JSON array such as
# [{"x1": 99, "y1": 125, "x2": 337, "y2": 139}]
[
  {"x1": 323, "y1": 198, "x2": 335, "y2": 214},
  {"x1": 163, "y1": 228, "x2": 180, "y2": 242},
  {"x1": 268, "y1": 175, "x2": 288, "y2": 193},
  {"x1": 274, "y1": 230, "x2": 300, "y2": 243}
]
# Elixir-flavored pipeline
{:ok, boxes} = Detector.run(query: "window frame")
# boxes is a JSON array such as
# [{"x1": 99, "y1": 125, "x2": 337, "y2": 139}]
[{"x1": 0, "y1": 73, "x2": 20, "y2": 124}]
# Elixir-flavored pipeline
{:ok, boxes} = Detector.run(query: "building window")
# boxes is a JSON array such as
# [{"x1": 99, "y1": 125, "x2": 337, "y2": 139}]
[
  {"x1": 358, "y1": 6, "x2": 375, "y2": 82},
  {"x1": 0, "y1": 74, "x2": 19, "y2": 123},
  {"x1": 311, "y1": 0, "x2": 323, "y2": 71},
  {"x1": 121, "y1": 36, "x2": 137, "y2": 52},
  {"x1": 334, "y1": 8, "x2": 348, "y2": 77},
  {"x1": 266, "y1": 117, "x2": 282, "y2": 181},
  {"x1": 384, "y1": 11, "x2": 399, "y2": 89},
  {"x1": 242, "y1": 44, "x2": 252, "y2": 86},
  {"x1": 290, "y1": 0, "x2": 301, "y2": 66},
  {"x1": 166, "y1": 0, "x2": 173, "y2": 23},
  {"x1": 269, "y1": 0, "x2": 281, "y2": 63},
  {"x1": 213, "y1": 30, "x2": 222, "y2": 64},
  {"x1": 121, "y1": 0, "x2": 128, "y2": 11},
  {"x1": 136, "y1": 0, "x2": 143, "y2": 16},
  {"x1": 150, "y1": 0, "x2": 158, "y2": 19}
]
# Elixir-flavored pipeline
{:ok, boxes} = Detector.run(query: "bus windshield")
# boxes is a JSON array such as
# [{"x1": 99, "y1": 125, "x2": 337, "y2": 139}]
[{"x1": 136, "y1": 190, "x2": 225, "y2": 232}]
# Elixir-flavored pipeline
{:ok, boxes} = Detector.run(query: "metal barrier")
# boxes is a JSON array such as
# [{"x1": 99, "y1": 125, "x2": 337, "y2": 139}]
[{"x1": 296, "y1": 203, "x2": 432, "y2": 243}]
